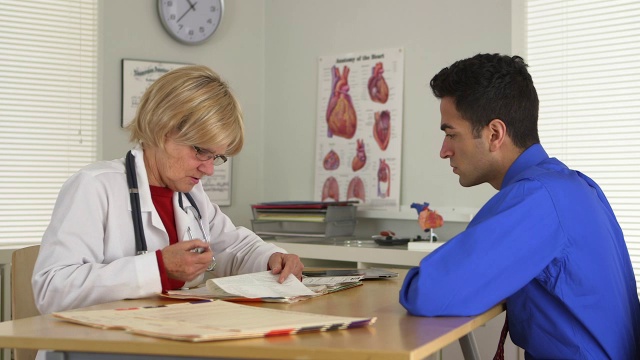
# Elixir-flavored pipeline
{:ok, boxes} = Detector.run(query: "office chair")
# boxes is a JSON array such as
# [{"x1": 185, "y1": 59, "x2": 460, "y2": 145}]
[{"x1": 11, "y1": 245, "x2": 40, "y2": 360}]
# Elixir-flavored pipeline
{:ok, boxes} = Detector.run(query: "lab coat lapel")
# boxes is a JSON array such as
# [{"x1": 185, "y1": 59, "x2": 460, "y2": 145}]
[
  {"x1": 131, "y1": 146, "x2": 166, "y2": 232},
  {"x1": 175, "y1": 193, "x2": 206, "y2": 288}
]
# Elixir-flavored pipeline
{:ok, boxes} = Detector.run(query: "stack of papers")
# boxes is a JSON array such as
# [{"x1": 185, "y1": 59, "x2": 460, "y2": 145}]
[
  {"x1": 54, "y1": 300, "x2": 376, "y2": 342},
  {"x1": 251, "y1": 201, "x2": 358, "y2": 223},
  {"x1": 165, "y1": 271, "x2": 364, "y2": 303},
  {"x1": 250, "y1": 201, "x2": 358, "y2": 237}
]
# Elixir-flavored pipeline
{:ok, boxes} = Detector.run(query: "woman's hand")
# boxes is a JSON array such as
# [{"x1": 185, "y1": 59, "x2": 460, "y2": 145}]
[
  {"x1": 268, "y1": 252, "x2": 304, "y2": 283},
  {"x1": 161, "y1": 240, "x2": 213, "y2": 281}
]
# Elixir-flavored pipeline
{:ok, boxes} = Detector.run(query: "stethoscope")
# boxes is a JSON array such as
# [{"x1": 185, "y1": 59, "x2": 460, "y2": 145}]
[{"x1": 125, "y1": 151, "x2": 216, "y2": 271}]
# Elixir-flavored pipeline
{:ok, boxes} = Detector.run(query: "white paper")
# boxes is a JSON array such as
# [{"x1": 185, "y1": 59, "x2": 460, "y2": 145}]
[{"x1": 206, "y1": 271, "x2": 317, "y2": 298}]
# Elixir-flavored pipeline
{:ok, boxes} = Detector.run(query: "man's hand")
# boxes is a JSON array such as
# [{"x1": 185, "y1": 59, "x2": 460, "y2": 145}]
[
  {"x1": 161, "y1": 240, "x2": 214, "y2": 282},
  {"x1": 268, "y1": 252, "x2": 304, "y2": 283}
]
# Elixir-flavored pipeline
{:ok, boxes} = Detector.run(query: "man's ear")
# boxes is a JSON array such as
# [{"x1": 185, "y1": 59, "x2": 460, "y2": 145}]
[{"x1": 487, "y1": 119, "x2": 507, "y2": 152}]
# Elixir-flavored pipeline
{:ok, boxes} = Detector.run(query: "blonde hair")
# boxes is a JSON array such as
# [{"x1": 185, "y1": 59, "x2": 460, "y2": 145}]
[{"x1": 126, "y1": 65, "x2": 244, "y2": 156}]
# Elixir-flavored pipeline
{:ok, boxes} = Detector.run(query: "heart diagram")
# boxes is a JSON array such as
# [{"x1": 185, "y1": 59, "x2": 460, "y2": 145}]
[
  {"x1": 351, "y1": 139, "x2": 366, "y2": 171},
  {"x1": 323, "y1": 149, "x2": 340, "y2": 170},
  {"x1": 316, "y1": 49, "x2": 404, "y2": 207},
  {"x1": 368, "y1": 62, "x2": 389, "y2": 104},
  {"x1": 377, "y1": 158, "x2": 391, "y2": 198},
  {"x1": 373, "y1": 110, "x2": 390, "y2": 151},
  {"x1": 326, "y1": 65, "x2": 357, "y2": 139}
]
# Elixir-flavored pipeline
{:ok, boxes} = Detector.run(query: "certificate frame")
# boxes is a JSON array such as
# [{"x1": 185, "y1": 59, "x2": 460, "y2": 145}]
[
  {"x1": 202, "y1": 158, "x2": 233, "y2": 206},
  {"x1": 121, "y1": 59, "x2": 191, "y2": 128}
]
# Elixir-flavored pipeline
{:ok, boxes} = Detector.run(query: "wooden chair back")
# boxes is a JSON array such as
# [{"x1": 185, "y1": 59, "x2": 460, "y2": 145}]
[{"x1": 11, "y1": 245, "x2": 41, "y2": 360}]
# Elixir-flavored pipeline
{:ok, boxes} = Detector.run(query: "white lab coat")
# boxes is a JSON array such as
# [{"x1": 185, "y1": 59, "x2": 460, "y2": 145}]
[{"x1": 32, "y1": 146, "x2": 286, "y2": 315}]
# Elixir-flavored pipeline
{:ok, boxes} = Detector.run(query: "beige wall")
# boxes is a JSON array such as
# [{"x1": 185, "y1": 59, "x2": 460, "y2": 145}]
[{"x1": 99, "y1": 0, "x2": 266, "y2": 224}]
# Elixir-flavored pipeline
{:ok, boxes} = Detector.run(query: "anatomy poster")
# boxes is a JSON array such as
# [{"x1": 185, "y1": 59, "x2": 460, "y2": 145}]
[{"x1": 314, "y1": 48, "x2": 404, "y2": 211}]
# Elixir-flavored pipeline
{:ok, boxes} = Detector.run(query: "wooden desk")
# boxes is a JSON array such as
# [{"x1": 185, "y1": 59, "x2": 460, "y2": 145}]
[{"x1": 0, "y1": 270, "x2": 504, "y2": 360}]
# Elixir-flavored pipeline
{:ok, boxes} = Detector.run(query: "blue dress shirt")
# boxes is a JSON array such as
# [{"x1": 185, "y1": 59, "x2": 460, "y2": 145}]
[{"x1": 400, "y1": 144, "x2": 640, "y2": 359}]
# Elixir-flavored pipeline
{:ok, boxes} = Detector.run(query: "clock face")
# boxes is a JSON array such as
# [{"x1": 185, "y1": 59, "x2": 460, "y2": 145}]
[{"x1": 158, "y1": 0, "x2": 224, "y2": 45}]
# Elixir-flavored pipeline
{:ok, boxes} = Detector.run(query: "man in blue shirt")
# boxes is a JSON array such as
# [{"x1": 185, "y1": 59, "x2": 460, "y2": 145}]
[{"x1": 400, "y1": 53, "x2": 640, "y2": 359}]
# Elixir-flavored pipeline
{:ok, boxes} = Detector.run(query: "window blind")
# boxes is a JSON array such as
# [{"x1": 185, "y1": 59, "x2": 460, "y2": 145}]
[
  {"x1": 0, "y1": 0, "x2": 98, "y2": 247},
  {"x1": 525, "y1": 0, "x2": 640, "y2": 292}
]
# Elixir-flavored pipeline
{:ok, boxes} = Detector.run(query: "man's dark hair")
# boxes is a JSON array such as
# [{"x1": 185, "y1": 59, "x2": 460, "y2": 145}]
[{"x1": 430, "y1": 53, "x2": 540, "y2": 149}]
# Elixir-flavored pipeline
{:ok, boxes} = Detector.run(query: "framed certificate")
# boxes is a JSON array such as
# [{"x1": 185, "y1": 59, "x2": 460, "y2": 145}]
[
  {"x1": 202, "y1": 158, "x2": 232, "y2": 206},
  {"x1": 121, "y1": 59, "x2": 190, "y2": 127}
]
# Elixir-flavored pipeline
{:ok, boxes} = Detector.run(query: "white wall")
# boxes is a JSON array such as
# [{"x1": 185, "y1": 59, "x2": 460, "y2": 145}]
[
  {"x1": 263, "y1": 0, "x2": 509, "y2": 214},
  {"x1": 100, "y1": 0, "x2": 511, "y2": 230}
]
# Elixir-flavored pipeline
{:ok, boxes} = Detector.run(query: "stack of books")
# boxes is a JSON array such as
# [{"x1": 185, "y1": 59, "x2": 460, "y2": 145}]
[{"x1": 250, "y1": 201, "x2": 357, "y2": 238}]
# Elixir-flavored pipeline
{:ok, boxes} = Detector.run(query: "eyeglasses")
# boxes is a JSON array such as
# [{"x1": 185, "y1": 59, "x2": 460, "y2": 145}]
[{"x1": 193, "y1": 146, "x2": 228, "y2": 166}]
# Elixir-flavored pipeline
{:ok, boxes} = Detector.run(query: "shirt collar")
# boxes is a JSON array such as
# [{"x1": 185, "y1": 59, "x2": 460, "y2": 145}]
[{"x1": 501, "y1": 143, "x2": 549, "y2": 188}]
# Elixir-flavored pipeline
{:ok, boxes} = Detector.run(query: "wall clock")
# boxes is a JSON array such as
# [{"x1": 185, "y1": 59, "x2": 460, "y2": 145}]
[{"x1": 158, "y1": 0, "x2": 224, "y2": 45}]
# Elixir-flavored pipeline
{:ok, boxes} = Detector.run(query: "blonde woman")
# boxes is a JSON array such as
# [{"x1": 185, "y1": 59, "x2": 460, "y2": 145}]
[{"x1": 33, "y1": 65, "x2": 303, "y2": 315}]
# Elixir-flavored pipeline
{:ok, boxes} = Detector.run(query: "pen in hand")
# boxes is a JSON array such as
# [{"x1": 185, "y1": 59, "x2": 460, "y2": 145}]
[
  {"x1": 187, "y1": 226, "x2": 216, "y2": 271},
  {"x1": 187, "y1": 227, "x2": 203, "y2": 253}
]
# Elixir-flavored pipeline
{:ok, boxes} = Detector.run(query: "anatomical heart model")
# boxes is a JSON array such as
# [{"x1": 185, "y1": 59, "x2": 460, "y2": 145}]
[
  {"x1": 368, "y1": 62, "x2": 389, "y2": 104},
  {"x1": 326, "y1": 65, "x2": 357, "y2": 139},
  {"x1": 411, "y1": 202, "x2": 444, "y2": 241}
]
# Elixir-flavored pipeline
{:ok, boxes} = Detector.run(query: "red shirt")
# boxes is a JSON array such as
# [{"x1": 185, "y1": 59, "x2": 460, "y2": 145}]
[{"x1": 150, "y1": 185, "x2": 185, "y2": 291}]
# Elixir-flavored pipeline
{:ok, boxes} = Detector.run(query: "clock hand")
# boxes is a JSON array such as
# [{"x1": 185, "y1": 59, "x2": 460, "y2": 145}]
[
  {"x1": 176, "y1": 9, "x2": 191, "y2": 23},
  {"x1": 176, "y1": 0, "x2": 198, "y2": 23}
]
